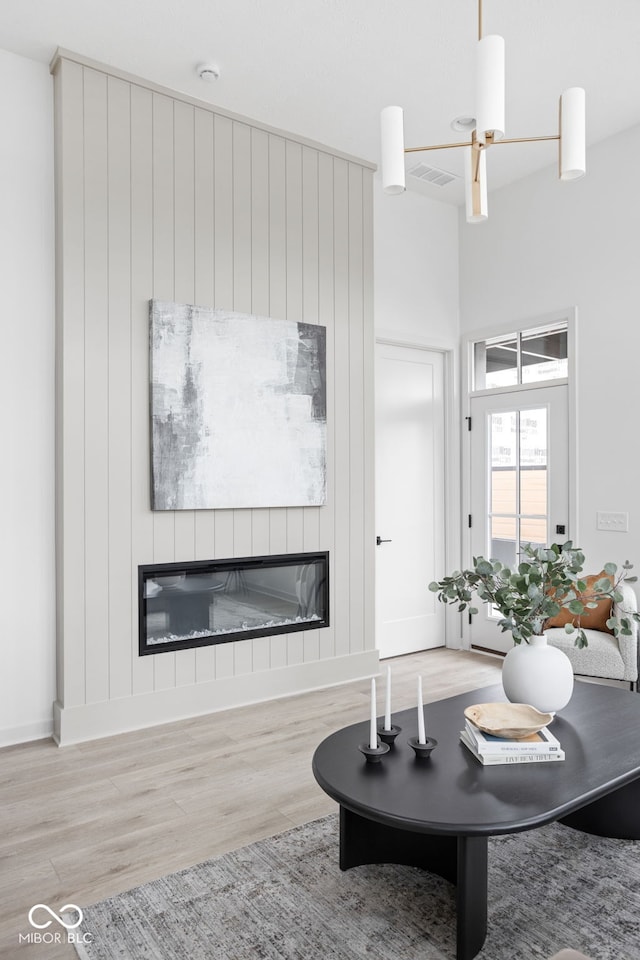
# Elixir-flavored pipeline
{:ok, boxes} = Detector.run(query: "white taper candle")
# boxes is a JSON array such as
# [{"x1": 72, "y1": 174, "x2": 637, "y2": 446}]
[
  {"x1": 384, "y1": 665, "x2": 392, "y2": 730},
  {"x1": 370, "y1": 678, "x2": 378, "y2": 749},
  {"x1": 417, "y1": 676, "x2": 426, "y2": 744}
]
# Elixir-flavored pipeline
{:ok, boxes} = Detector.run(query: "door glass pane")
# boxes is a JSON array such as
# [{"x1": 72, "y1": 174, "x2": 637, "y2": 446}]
[
  {"x1": 490, "y1": 412, "x2": 516, "y2": 514},
  {"x1": 520, "y1": 407, "x2": 547, "y2": 509},
  {"x1": 521, "y1": 328, "x2": 568, "y2": 384},
  {"x1": 491, "y1": 516, "x2": 517, "y2": 568},
  {"x1": 520, "y1": 517, "x2": 547, "y2": 550},
  {"x1": 488, "y1": 407, "x2": 550, "y2": 565}
]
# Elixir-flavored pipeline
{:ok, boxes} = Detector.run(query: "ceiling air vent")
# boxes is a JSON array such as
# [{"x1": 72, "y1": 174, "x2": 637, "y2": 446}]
[{"x1": 407, "y1": 161, "x2": 458, "y2": 187}]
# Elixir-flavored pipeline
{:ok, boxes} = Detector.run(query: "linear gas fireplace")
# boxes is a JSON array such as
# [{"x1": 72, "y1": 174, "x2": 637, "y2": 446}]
[{"x1": 138, "y1": 552, "x2": 329, "y2": 655}]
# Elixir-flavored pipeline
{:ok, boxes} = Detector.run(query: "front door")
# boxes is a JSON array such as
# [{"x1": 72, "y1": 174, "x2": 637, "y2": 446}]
[
  {"x1": 375, "y1": 343, "x2": 446, "y2": 658},
  {"x1": 468, "y1": 384, "x2": 569, "y2": 653}
]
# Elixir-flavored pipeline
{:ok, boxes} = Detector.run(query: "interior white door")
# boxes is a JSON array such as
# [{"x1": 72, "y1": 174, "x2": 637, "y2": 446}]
[
  {"x1": 375, "y1": 344, "x2": 446, "y2": 658},
  {"x1": 468, "y1": 384, "x2": 569, "y2": 653}
]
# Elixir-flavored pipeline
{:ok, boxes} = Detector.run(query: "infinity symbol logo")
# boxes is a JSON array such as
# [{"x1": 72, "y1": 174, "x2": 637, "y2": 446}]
[{"x1": 28, "y1": 904, "x2": 84, "y2": 929}]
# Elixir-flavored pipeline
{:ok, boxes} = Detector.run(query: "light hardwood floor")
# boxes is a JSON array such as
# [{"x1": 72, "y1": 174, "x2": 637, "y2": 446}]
[{"x1": 1, "y1": 648, "x2": 502, "y2": 960}]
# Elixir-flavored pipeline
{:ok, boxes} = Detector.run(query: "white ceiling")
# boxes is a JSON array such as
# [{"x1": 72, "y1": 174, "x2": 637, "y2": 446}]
[{"x1": 4, "y1": 0, "x2": 640, "y2": 205}]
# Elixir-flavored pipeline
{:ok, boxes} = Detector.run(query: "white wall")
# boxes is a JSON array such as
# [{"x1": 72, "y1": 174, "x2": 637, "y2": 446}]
[
  {"x1": 0, "y1": 50, "x2": 56, "y2": 745},
  {"x1": 459, "y1": 123, "x2": 640, "y2": 572},
  {"x1": 374, "y1": 184, "x2": 459, "y2": 346}
]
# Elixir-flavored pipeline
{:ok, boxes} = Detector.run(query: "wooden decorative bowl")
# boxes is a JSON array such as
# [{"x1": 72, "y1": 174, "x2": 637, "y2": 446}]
[{"x1": 464, "y1": 702, "x2": 554, "y2": 740}]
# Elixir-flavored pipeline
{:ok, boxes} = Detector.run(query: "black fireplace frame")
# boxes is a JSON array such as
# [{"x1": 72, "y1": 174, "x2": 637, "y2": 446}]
[{"x1": 138, "y1": 551, "x2": 329, "y2": 656}]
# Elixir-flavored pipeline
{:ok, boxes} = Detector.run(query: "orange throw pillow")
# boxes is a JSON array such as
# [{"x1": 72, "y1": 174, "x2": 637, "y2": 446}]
[{"x1": 545, "y1": 573, "x2": 613, "y2": 633}]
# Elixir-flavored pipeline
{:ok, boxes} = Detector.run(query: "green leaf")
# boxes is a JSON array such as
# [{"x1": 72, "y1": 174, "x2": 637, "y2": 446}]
[
  {"x1": 476, "y1": 559, "x2": 494, "y2": 575},
  {"x1": 428, "y1": 581, "x2": 440, "y2": 592},
  {"x1": 575, "y1": 629, "x2": 588, "y2": 649},
  {"x1": 603, "y1": 562, "x2": 617, "y2": 576},
  {"x1": 568, "y1": 600, "x2": 584, "y2": 615},
  {"x1": 564, "y1": 622, "x2": 575, "y2": 633}
]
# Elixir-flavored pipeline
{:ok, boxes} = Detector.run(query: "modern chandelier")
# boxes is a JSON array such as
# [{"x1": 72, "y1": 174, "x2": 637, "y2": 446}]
[{"x1": 380, "y1": 0, "x2": 586, "y2": 222}]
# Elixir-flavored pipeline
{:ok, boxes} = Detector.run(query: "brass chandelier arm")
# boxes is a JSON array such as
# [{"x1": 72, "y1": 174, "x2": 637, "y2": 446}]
[
  {"x1": 404, "y1": 133, "x2": 560, "y2": 156},
  {"x1": 493, "y1": 134, "x2": 560, "y2": 145},
  {"x1": 404, "y1": 140, "x2": 473, "y2": 154}
]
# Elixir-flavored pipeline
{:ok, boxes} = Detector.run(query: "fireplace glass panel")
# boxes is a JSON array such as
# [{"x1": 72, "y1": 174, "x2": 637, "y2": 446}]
[{"x1": 139, "y1": 552, "x2": 329, "y2": 655}]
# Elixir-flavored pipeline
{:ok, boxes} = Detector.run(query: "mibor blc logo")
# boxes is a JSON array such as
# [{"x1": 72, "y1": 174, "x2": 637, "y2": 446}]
[
  {"x1": 19, "y1": 903, "x2": 93, "y2": 946},
  {"x1": 29, "y1": 904, "x2": 83, "y2": 929}
]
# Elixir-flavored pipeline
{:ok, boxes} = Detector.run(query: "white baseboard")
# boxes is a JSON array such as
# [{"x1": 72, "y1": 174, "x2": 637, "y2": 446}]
[
  {"x1": 0, "y1": 719, "x2": 54, "y2": 747},
  {"x1": 53, "y1": 649, "x2": 380, "y2": 746}
]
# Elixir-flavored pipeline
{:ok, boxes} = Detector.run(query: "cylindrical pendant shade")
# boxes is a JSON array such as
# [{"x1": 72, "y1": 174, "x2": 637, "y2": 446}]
[
  {"x1": 560, "y1": 87, "x2": 586, "y2": 180},
  {"x1": 465, "y1": 146, "x2": 488, "y2": 223},
  {"x1": 380, "y1": 105, "x2": 406, "y2": 195},
  {"x1": 476, "y1": 35, "x2": 505, "y2": 143}
]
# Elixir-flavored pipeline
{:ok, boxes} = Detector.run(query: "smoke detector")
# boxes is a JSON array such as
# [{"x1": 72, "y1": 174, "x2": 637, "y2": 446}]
[{"x1": 198, "y1": 63, "x2": 220, "y2": 82}]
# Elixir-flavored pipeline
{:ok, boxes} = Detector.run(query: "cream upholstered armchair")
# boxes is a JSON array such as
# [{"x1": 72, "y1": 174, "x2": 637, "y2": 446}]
[{"x1": 544, "y1": 580, "x2": 639, "y2": 691}]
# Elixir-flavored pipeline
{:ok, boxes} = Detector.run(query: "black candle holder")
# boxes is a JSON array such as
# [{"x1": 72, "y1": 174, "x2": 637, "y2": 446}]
[
  {"x1": 408, "y1": 736, "x2": 438, "y2": 760},
  {"x1": 358, "y1": 741, "x2": 391, "y2": 763},
  {"x1": 378, "y1": 724, "x2": 402, "y2": 746}
]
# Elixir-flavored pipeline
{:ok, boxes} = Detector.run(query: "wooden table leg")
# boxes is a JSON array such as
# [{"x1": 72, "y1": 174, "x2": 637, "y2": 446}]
[
  {"x1": 339, "y1": 807, "x2": 489, "y2": 960},
  {"x1": 456, "y1": 835, "x2": 488, "y2": 960}
]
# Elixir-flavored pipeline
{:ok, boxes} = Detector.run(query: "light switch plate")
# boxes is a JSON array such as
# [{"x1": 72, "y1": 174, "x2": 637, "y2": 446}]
[{"x1": 596, "y1": 511, "x2": 629, "y2": 532}]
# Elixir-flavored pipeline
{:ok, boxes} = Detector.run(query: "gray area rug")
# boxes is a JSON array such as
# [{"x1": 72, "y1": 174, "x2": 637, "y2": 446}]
[{"x1": 72, "y1": 814, "x2": 640, "y2": 960}]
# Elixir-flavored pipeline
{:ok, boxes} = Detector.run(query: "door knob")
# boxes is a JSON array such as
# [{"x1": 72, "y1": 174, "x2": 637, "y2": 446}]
[{"x1": 376, "y1": 536, "x2": 392, "y2": 546}]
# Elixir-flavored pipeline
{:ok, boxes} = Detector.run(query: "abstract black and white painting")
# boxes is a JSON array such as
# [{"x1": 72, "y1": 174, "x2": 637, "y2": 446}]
[{"x1": 150, "y1": 301, "x2": 327, "y2": 510}]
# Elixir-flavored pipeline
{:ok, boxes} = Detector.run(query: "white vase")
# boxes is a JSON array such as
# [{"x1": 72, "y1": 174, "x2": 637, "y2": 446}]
[{"x1": 501, "y1": 635, "x2": 574, "y2": 714}]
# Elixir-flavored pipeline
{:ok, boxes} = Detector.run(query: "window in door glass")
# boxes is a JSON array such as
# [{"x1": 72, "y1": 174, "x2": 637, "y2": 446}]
[{"x1": 487, "y1": 407, "x2": 549, "y2": 568}]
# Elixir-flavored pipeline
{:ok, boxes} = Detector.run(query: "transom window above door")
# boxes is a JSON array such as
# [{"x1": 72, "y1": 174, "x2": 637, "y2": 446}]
[{"x1": 472, "y1": 322, "x2": 568, "y2": 391}]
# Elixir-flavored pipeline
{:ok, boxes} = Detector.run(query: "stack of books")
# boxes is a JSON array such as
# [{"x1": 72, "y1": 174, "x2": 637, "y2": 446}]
[{"x1": 460, "y1": 719, "x2": 565, "y2": 765}]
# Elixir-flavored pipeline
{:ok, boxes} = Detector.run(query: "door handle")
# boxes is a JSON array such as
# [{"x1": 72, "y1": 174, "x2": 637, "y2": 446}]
[{"x1": 376, "y1": 536, "x2": 392, "y2": 546}]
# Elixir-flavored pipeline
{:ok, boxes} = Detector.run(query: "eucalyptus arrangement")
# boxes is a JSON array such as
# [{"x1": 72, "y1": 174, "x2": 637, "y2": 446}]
[{"x1": 429, "y1": 541, "x2": 639, "y2": 648}]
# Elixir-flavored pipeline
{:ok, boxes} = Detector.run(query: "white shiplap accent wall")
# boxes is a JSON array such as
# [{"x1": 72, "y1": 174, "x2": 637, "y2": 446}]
[{"x1": 52, "y1": 52, "x2": 376, "y2": 745}]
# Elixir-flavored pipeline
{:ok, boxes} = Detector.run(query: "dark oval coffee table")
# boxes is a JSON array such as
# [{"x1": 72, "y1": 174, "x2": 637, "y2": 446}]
[{"x1": 312, "y1": 681, "x2": 640, "y2": 960}]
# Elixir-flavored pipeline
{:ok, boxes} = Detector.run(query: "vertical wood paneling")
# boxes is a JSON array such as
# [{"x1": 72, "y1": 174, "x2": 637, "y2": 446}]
[
  {"x1": 317, "y1": 151, "x2": 336, "y2": 662},
  {"x1": 58, "y1": 60, "x2": 86, "y2": 706},
  {"x1": 302, "y1": 147, "x2": 321, "y2": 663},
  {"x1": 55, "y1": 56, "x2": 375, "y2": 727},
  {"x1": 232, "y1": 122, "x2": 252, "y2": 313},
  {"x1": 230, "y1": 120, "x2": 253, "y2": 678},
  {"x1": 211, "y1": 113, "x2": 235, "y2": 676},
  {"x1": 151, "y1": 93, "x2": 177, "y2": 691},
  {"x1": 348, "y1": 164, "x2": 365, "y2": 655},
  {"x1": 333, "y1": 158, "x2": 350, "y2": 659},
  {"x1": 193, "y1": 107, "x2": 216, "y2": 683},
  {"x1": 362, "y1": 169, "x2": 376, "y2": 651},
  {"x1": 173, "y1": 101, "x2": 197, "y2": 687},
  {"x1": 285, "y1": 139, "x2": 305, "y2": 637},
  {"x1": 213, "y1": 115, "x2": 233, "y2": 310},
  {"x1": 267, "y1": 134, "x2": 288, "y2": 670},
  {"x1": 107, "y1": 77, "x2": 133, "y2": 699},
  {"x1": 83, "y1": 68, "x2": 110, "y2": 704},
  {"x1": 130, "y1": 84, "x2": 155, "y2": 697},
  {"x1": 251, "y1": 128, "x2": 272, "y2": 673}
]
